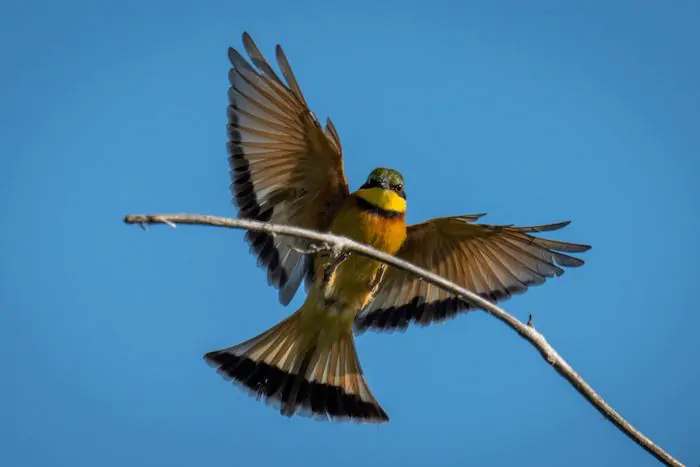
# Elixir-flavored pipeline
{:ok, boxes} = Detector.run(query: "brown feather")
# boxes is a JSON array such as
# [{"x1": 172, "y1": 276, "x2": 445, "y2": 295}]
[
  {"x1": 227, "y1": 33, "x2": 350, "y2": 305},
  {"x1": 204, "y1": 308, "x2": 388, "y2": 423},
  {"x1": 355, "y1": 214, "x2": 590, "y2": 332}
]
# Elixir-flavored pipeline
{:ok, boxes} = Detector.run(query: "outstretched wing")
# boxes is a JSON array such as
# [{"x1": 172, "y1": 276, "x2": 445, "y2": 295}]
[
  {"x1": 355, "y1": 215, "x2": 590, "y2": 332},
  {"x1": 228, "y1": 32, "x2": 350, "y2": 305}
]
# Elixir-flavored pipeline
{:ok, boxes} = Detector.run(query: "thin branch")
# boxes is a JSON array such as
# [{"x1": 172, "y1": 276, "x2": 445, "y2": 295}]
[{"x1": 124, "y1": 213, "x2": 683, "y2": 467}]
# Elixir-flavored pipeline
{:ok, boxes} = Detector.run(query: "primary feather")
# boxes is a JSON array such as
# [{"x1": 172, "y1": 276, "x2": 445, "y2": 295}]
[
  {"x1": 355, "y1": 216, "x2": 591, "y2": 332},
  {"x1": 228, "y1": 32, "x2": 349, "y2": 305}
]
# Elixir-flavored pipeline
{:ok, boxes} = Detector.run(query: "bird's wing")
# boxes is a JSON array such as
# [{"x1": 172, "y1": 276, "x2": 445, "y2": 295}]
[
  {"x1": 355, "y1": 214, "x2": 590, "y2": 332},
  {"x1": 228, "y1": 33, "x2": 350, "y2": 305}
]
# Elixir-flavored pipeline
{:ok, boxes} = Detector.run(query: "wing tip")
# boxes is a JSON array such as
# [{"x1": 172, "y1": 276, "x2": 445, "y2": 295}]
[
  {"x1": 465, "y1": 212, "x2": 488, "y2": 222},
  {"x1": 241, "y1": 31, "x2": 256, "y2": 51},
  {"x1": 556, "y1": 255, "x2": 586, "y2": 268},
  {"x1": 227, "y1": 46, "x2": 236, "y2": 65},
  {"x1": 278, "y1": 275, "x2": 301, "y2": 306},
  {"x1": 535, "y1": 220, "x2": 572, "y2": 231}
]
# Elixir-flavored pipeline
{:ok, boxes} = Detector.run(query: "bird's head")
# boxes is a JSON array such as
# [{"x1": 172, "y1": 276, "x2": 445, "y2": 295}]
[{"x1": 356, "y1": 167, "x2": 407, "y2": 214}]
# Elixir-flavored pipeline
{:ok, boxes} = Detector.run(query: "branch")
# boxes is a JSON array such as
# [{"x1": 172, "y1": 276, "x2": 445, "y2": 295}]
[{"x1": 124, "y1": 213, "x2": 683, "y2": 467}]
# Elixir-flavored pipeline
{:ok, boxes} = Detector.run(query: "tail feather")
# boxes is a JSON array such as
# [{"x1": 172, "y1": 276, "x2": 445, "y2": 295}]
[{"x1": 204, "y1": 311, "x2": 388, "y2": 423}]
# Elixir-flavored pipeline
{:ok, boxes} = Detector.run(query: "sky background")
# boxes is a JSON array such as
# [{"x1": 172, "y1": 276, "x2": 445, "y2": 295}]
[{"x1": 1, "y1": 1, "x2": 698, "y2": 466}]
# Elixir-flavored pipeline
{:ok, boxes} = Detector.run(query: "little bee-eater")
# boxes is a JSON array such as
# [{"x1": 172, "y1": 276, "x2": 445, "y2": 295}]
[{"x1": 204, "y1": 33, "x2": 591, "y2": 423}]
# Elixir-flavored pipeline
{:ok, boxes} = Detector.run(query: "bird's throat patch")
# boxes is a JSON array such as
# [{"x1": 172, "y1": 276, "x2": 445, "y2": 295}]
[{"x1": 355, "y1": 187, "x2": 407, "y2": 214}]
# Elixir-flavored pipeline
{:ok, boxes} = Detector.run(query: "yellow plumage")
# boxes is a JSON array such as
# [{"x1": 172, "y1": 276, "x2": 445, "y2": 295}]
[
  {"x1": 355, "y1": 187, "x2": 407, "y2": 214},
  {"x1": 204, "y1": 32, "x2": 591, "y2": 423},
  {"x1": 321, "y1": 195, "x2": 407, "y2": 310}
]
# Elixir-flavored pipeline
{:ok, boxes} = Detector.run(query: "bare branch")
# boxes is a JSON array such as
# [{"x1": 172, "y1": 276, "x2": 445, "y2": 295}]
[{"x1": 124, "y1": 213, "x2": 683, "y2": 467}]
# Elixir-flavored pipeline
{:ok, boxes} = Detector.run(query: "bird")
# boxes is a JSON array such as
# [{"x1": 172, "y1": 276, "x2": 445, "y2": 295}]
[{"x1": 204, "y1": 32, "x2": 591, "y2": 423}]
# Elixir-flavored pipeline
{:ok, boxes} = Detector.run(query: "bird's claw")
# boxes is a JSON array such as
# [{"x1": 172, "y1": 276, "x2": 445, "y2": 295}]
[
  {"x1": 290, "y1": 242, "x2": 329, "y2": 255},
  {"x1": 321, "y1": 249, "x2": 350, "y2": 297}
]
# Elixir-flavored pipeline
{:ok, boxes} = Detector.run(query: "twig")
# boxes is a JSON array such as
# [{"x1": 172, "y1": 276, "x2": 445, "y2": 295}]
[{"x1": 123, "y1": 213, "x2": 683, "y2": 467}]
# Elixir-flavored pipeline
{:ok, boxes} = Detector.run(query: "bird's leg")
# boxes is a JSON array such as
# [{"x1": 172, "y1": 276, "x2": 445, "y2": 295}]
[
  {"x1": 359, "y1": 264, "x2": 386, "y2": 311},
  {"x1": 369, "y1": 264, "x2": 386, "y2": 299},
  {"x1": 321, "y1": 248, "x2": 350, "y2": 299}
]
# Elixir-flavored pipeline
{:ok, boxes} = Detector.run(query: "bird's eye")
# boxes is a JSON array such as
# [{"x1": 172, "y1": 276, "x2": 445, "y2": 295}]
[{"x1": 395, "y1": 184, "x2": 403, "y2": 191}]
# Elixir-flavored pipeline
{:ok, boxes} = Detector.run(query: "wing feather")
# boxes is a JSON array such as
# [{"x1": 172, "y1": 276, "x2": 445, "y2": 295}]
[
  {"x1": 355, "y1": 215, "x2": 590, "y2": 332},
  {"x1": 228, "y1": 33, "x2": 349, "y2": 305}
]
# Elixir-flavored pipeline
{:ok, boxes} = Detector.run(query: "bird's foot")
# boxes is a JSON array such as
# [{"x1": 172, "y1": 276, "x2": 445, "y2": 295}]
[{"x1": 321, "y1": 248, "x2": 349, "y2": 298}]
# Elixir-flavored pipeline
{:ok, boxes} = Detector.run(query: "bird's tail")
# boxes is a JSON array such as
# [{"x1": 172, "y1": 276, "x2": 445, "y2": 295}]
[{"x1": 204, "y1": 306, "x2": 388, "y2": 423}]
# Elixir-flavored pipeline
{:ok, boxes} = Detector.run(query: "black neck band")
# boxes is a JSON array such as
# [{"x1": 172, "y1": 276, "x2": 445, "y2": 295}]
[{"x1": 355, "y1": 196, "x2": 405, "y2": 219}]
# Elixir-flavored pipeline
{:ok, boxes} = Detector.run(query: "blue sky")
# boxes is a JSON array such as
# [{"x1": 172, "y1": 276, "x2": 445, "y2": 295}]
[{"x1": 2, "y1": 1, "x2": 698, "y2": 466}]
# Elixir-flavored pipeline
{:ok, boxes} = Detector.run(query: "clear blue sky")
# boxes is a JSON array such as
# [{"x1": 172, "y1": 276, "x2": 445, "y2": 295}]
[{"x1": 2, "y1": 1, "x2": 698, "y2": 466}]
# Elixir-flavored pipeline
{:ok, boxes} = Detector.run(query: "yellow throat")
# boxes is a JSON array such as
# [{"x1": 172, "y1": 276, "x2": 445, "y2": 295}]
[{"x1": 355, "y1": 187, "x2": 407, "y2": 213}]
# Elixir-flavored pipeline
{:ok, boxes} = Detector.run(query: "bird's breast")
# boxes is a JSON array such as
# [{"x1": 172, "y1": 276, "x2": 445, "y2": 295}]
[
  {"x1": 330, "y1": 196, "x2": 407, "y2": 254},
  {"x1": 310, "y1": 197, "x2": 406, "y2": 312}
]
